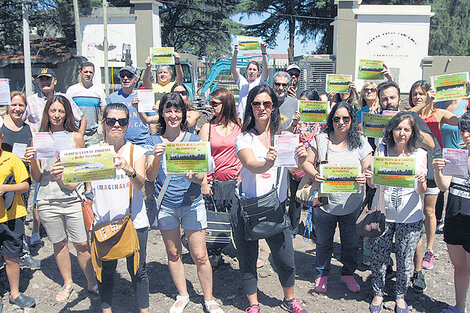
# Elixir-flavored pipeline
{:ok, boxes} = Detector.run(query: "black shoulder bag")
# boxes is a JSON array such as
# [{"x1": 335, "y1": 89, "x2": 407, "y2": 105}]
[{"x1": 240, "y1": 168, "x2": 290, "y2": 241}]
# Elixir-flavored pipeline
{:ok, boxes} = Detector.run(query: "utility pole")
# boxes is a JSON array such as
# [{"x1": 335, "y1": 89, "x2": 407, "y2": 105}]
[
  {"x1": 22, "y1": 0, "x2": 33, "y2": 96},
  {"x1": 73, "y1": 0, "x2": 82, "y2": 56},
  {"x1": 103, "y1": 0, "x2": 109, "y2": 97}
]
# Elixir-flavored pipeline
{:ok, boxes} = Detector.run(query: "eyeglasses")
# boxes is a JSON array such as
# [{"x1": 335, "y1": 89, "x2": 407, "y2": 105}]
[
  {"x1": 174, "y1": 90, "x2": 188, "y2": 97},
  {"x1": 333, "y1": 116, "x2": 351, "y2": 123},
  {"x1": 274, "y1": 82, "x2": 288, "y2": 88},
  {"x1": 119, "y1": 72, "x2": 133, "y2": 79},
  {"x1": 105, "y1": 117, "x2": 129, "y2": 127},
  {"x1": 251, "y1": 101, "x2": 273, "y2": 109},
  {"x1": 364, "y1": 88, "x2": 377, "y2": 93},
  {"x1": 209, "y1": 100, "x2": 222, "y2": 107}
]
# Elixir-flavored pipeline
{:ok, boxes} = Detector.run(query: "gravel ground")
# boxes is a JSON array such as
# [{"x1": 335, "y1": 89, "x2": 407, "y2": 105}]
[{"x1": 0, "y1": 209, "x2": 462, "y2": 313}]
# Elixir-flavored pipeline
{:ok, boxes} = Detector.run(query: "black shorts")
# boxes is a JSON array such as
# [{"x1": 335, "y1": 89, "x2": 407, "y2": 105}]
[
  {"x1": 444, "y1": 214, "x2": 470, "y2": 253},
  {"x1": 0, "y1": 217, "x2": 25, "y2": 258}
]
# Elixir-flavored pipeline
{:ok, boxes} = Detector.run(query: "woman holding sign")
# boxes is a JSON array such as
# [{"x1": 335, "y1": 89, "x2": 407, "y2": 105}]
[
  {"x1": 24, "y1": 95, "x2": 98, "y2": 302},
  {"x1": 365, "y1": 112, "x2": 427, "y2": 313},
  {"x1": 303, "y1": 102, "x2": 372, "y2": 294},
  {"x1": 234, "y1": 85, "x2": 308, "y2": 313},
  {"x1": 433, "y1": 112, "x2": 470, "y2": 313},
  {"x1": 146, "y1": 93, "x2": 223, "y2": 313}
]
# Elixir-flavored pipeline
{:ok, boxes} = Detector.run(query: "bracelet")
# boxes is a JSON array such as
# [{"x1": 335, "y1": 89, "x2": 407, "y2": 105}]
[
  {"x1": 262, "y1": 52, "x2": 267, "y2": 55},
  {"x1": 127, "y1": 169, "x2": 137, "y2": 178},
  {"x1": 175, "y1": 62, "x2": 181, "y2": 65}
]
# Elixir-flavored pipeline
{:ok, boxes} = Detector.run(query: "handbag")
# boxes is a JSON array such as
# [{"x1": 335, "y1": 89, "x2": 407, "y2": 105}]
[
  {"x1": 205, "y1": 194, "x2": 232, "y2": 248},
  {"x1": 90, "y1": 144, "x2": 140, "y2": 282},
  {"x1": 240, "y1": 168, "x2": 290, "y2": 241},
  {"x1": 355, "y1": 185, "x2": 386, "y2": 238},
  {"x1": 74, "y1": 187, "x2": 94, "y2": 231},
  {"x1": 295, "y1": 135, "x2": 329, "y2": 206}
]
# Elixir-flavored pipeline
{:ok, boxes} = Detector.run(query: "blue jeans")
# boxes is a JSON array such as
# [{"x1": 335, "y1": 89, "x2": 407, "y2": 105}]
[{"x1": 313, "y1": 207, "x2": 360, "y2": 278}]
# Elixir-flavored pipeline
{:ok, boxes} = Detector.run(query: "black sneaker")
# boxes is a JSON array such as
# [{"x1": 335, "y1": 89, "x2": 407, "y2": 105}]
[
  {"x1": 19, "y1": 254, "x2": 41, "y2": 269},
  {"x1": 9, "y1": 293, "x2": 35, "y2": 309},
  {"x1": 411, "y1": 270, "x2": 427, "y2": 293}
]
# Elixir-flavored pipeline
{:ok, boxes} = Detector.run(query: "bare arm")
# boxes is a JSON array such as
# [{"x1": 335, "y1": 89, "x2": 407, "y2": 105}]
[
  {"x1": 433, "y1": 158, "x2": 453, "y2": 191},
  {"x1": 174, "y1": 52, "x2": 183, "y2": 83},
  {"x1": 199, "y1": 123, "x2": 210, "y2": 141},
  {"x1": 238, "y1": 146, "x2": 276, "y2": 174},
  {"x1": 73, "y1": 132, "x2": 85, "y2": 149},
  {"x1": 24, "y1": 147, "x2": 42, "y2": 182},
  {"x1": 115, "y1": 153, "x2": 145, "y2": 190},
  {"x1": 260, "y1": 42, "x2": 268, "y2": 82},
  {"x1": 78, "y1": 115, "x2": 87, "y2": 137},
  {"x1": 415, "y1": 155, "x2": 427, "y2": 194},
  {"x1": 231, "y1": 44, "x2": 240, "y2": 82},
  {"x1": 146, "y1": 143, "x2": 164, "y2": 182},
  {"x1": 285, "y1": 111, "x2": 300, "y2": 133},
  {"x1": 143, "y1": 56, "x2": 153, "y2": 89},
  {"x1": 187, "y1": 110, "x2": 200, "y2": 130},
  {"x1": 439, "y1": 109, "x2": 459, "y2": 126},
  {"x1": 420, "y1": 131, "x2": 435, "y2": 151}
]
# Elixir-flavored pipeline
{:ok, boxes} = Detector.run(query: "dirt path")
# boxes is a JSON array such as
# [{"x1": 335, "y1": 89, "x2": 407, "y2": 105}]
[{"x1": 0, "y1": 212, "x2": 460, "y2": 313}]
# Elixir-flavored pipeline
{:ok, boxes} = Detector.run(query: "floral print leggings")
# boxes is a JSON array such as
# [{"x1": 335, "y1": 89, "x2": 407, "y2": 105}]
[{"x1": 370, "y1": 220, "x2": 423, "y2": 299}]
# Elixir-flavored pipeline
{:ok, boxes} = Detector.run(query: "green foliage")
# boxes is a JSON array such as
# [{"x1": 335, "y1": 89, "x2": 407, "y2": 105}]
[
  {"x1": 160, "y1": 0, "x2": 241, "y2": 59},
  {"x1": 236, "y1": 0, "x2": 335, "y2": 61},
  {"x1": 362, "y1": 0, "x2": 470, "y2": 56},
  {"x1": 0, "y1": 0, "x2": 23, "y2": 52}
]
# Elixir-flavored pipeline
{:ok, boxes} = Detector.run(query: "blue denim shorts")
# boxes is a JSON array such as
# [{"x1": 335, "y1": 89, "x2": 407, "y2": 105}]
[{"x1": 158, "y1": 197, "x2": 207, "y2": 231}]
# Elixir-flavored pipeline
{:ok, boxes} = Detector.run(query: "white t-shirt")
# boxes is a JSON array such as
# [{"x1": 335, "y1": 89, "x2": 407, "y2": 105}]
[
  {"x1": 235, "y1": 132, "x2": 288, "y2": 202},
  {"x1": 372, "y1": 143, "x2": 427, "y2": 224},
  {"x1": 91, "y1": 142, "x2": 149, "y2": 229},
  {"x1": 237, "y1": 76, "x2": 267, "y2": 120}
]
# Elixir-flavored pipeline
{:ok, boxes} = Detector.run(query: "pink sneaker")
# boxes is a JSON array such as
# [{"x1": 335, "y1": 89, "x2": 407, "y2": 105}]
[
  {"x1": 422, "y1": 250, "x2": 434, "y2": 270},
  {"x1": 314, "y1": 276, "x2": 327, "y2": 293},
  {"x1": 340, "y1": 275, "x2": 361, "y2": 293},
  {"x1": 281, "y1": 298, "x2": 308, "y2": 313},
  {"x1": 245, "y1": 304, "x2": 260, "y2": 313}
]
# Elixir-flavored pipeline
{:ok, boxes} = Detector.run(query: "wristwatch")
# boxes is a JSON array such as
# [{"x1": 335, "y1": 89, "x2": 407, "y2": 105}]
[{"x1": 127, "y1": 169, "x2": 137, "y2": 178}]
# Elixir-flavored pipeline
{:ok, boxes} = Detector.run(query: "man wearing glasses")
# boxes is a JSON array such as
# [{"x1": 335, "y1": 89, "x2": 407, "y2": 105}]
[
  {"x1": 273, "y1": 71, "x2": 299, "y2": 130},
  {"x1": 107, "y1": 66, "x2": 156, "y2": 146}
]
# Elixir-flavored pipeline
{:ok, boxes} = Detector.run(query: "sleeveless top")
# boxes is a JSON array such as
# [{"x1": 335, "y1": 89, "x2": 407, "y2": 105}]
[
  {"x1": 446, "y1": 175, "x2": 470, "y2": 217},
  {"x1": 424, "y1": 114, "x2": 443, "y2": 149},
  {"x1": 439, "y1": 99, "x2": 468, "y2": 149},
  {"x1": 207, "y1": 123, "x2": 242, "y2": 182},
  {"x1": 1, "y1": 123, "x2": 32, "y2": 152}
]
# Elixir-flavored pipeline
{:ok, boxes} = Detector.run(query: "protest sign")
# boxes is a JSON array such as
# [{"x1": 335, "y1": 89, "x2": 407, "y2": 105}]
[
  {"x1": 362, "y1": 113, "x2": 395, "y2": 138},
  {"x1": 320, "y1": 165, "x2": 360, "y2": 193},
  {"x1": 164, "y1": 142, "x2": 211, "y2": 174},
  {"x1": 274, "y1": 134, "x2": 299, "y2": 167},
  {"x1": 299, "y1": 100, "x2": 328, "y2": 123},
  {"x1": 443, "y1": 148, "x2": 469, "y2": 179},
  {"x1": 326, "y1": 74, "x2": 352, "y2": 93},
  {"x1": 33, "y1": 132, "x2": 71, "y2": 159},
  {"x1": 237, "y1": 36, "x2": 261, "y2": 50},
  {"x1": 372, "y1": 156, "x2": 416, "y2": 188},
  {"x1": 149, "y1": 47, "x2": 175, "y2": 65},
  {"x1": 137, "y1": 89, "x2": 155, "y2": 112},
  {"x1": 431, "y1": 72, "x2": 469, "y2": 102},
  {"x1": 0, "y1": 79, "x2": 11, "y2": 106},
  {"x1": 358, "y1": 60, "x2": 384, "y2": 80}
]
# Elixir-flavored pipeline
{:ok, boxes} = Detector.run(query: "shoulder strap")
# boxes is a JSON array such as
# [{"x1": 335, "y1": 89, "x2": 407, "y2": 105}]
[
  {"x1": 275, "y1": 167, "x2": 281, "y2": 188},
  {"x1": 129, "y1": 143, "x2": 134, "y2": 214},
  {"x1": 208, "y1": 123, "x2": 212, "y2": 141}
]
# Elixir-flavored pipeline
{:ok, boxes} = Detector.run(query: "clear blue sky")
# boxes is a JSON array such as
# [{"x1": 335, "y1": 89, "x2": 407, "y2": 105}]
[{"x1": 231, "y1": 13, "x2": 317, "y2": 56}]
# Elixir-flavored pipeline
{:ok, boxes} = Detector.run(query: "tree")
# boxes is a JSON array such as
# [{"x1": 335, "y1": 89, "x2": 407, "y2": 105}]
[
  {"x1": 237, "y1": 0, "x2": 336, "y2": 63},
  {"x1": 361, "y1": 0, "x2": 470, "y2": 56},
  {"x1": 160, "y1": 0, "x2": 241, "y2": 59}
]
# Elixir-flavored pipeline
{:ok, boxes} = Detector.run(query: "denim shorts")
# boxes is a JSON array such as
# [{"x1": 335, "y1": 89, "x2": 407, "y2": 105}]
[{"x1": 158, "y1": 197, "x2": 207, "y2": 231}]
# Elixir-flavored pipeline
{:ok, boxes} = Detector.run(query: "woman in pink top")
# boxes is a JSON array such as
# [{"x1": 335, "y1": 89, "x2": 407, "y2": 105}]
[
  {"x1": 199, "y1": 88, "x2": 242, "y2": 265},
  {"x1": 409, "y1": 80, "x2": 459, "y2": 275}
]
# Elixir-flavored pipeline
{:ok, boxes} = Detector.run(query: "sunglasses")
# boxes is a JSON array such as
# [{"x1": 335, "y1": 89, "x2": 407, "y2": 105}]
[
  {"x1": 174, "y1": 90, "x2": 188, "y2": 96},
  {"x1": 209, "y1": 100, "x2": 222, "y2": 107},
  {"x1": 105, "y1": 117, "x2": 129, "y2": 127},
  {"x1": 333, "y1": 116, "x2": 351, "y2": 123},
  {"x1": 274, "y1": 82, "x2": 288, "y2": 88},
  {"x1": 364, "y1": 88, "x2": 377, "y2": 93},
  {"x1": 252, "y1": 101, "x2": 273, "y2": 109},
  {"x1": 119, "y1": 73, "x2": 134, "y2": 79}
]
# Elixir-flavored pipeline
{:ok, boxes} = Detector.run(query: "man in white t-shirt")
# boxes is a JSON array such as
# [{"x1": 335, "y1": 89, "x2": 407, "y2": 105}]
[
  {"x1": 231, "y1": 42, "x2": 269, "y2": 120},
  {"x1": 66, "y1": 61, "x2": 106, "y2": 146}
]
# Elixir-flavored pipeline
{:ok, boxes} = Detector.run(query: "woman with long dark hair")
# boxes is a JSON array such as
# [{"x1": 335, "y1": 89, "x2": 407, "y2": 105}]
[
  {"x1": 234, "y1": 85, "x2": 308, "y2": 313},
  {"x1": 303, "y1": 102, "x2": 372, "y2": 294},
  {"x1": 146, "y1": 93, "x2": 223, "y2": 313},
  {"x1": 365, "y1": 112, "x2": 427, "y2": 313},
  {"x1": 24, "y1": 94, "x2": 97, "y2": 303}
]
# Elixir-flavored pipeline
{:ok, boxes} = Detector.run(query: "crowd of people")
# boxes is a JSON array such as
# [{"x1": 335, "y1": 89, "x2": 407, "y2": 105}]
[{"x1": 0, "y1": 45, "x2": 469, "y2": 313}]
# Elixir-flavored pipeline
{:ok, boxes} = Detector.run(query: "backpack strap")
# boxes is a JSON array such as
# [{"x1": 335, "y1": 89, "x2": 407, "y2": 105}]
[{"x1": 129, "y1": 143, "x2": 134, "y2": 215}]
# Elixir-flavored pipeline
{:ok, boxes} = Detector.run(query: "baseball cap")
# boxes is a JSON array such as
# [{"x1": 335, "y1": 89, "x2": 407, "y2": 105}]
[
  {"x1": 119, "y1": 66, "x2": 137, "y2": 77},
  {"x1": 35, "y1": 68, "x2": 56, "y2": 78},
  {"x1": 286, "y1": 64, "x2": 301, "y2": 75}
]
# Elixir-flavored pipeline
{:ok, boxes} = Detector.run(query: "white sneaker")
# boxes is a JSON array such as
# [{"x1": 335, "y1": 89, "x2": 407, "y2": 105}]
[
  {"x1": 204, "y1": 299, "x2": 224, "y2": 313},
  {"x1": 169, "y1": 295, "x2": 189, "y2": 313}
]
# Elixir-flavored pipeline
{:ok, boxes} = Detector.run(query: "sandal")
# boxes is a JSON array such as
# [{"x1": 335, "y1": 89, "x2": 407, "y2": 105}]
[
  {"x1": 55, "y1": 285, "x2": 73, "y2": 303},
  {"x1": 370, "y1": 302, "x2": 383, "y2": 313},
  {"x1": 204, "y1": 299, "x2": 224, "y2": 313},
  {"x1": 170, "y1": 295, "x2": 190, "y2": 313}
]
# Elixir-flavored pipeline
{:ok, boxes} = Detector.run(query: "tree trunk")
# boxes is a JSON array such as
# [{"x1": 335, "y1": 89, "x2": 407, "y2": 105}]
[{"x1": 288, "y1": 16, "x2": 295, "y2": 64}]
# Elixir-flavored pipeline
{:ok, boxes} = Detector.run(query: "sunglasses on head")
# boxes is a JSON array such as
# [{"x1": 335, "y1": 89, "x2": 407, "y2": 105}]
[
  {"x1": 364, "y1": 88, "x2": 377, "y2": 93},
  {"x1": 105, "y1": 117, "x2": 129, "y2": 127},
  {"x1": 274, "y1": 82, "x2": 288, "y2": 88},
  {"x1": 333, "y1": 116, "x2": 351, "y2": 123},
  {"x1": 251, "y1": 101, "x2": 273, "y2": 109},
  {"x1": 174, "y1": 90, "x2": 188, "y2": 96}
]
